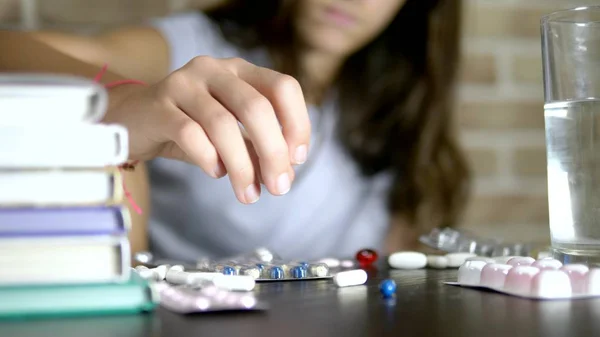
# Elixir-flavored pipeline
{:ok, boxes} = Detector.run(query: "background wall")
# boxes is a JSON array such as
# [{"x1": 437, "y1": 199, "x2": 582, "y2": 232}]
[{"x1": 1, "y1": 0, "x2": 598, "y2": 245}]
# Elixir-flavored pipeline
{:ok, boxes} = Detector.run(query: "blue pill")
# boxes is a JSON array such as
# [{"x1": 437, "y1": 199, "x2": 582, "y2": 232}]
[
  {"x1": 297, "y1": 262, "x2": 309, "y2": 269},
  {"x1": 379, "y1": 279, "x2": 397, "y2": 298},
  {"x1": 222, "y1": 266, "x2": 236, "y2": 275},
  {"x1": 291, "y1": 266, "x2": 307, "y2": 279},
  {"x1": 255, "y1": 263, "x2": 265, "y2": 271},
  {"x1": 269, "y1": 266, "x2": 284, "y2": 279}
]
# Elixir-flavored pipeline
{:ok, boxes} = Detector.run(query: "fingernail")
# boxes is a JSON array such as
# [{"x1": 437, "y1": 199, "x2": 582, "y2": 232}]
[
  {"x1": 244, "y1": 184, "x2": 260, "y2": 204},
  {"x1": 277, "y1": 173, "x2": 291, "y2": 195},
  {"x1": 294, "y1": 145, "x2": 307, "y2": 164},
  {"x1": 213, "y1": 163, "x2": 226, "y2": 178}
]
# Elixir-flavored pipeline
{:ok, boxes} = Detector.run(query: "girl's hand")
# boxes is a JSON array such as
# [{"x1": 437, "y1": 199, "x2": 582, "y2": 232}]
[{"x1": 106, "y1": 56, "x2": 311, "y2": 204}]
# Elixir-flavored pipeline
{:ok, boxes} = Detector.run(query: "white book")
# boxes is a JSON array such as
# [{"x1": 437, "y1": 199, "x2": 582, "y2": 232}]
[
  {"x1": 0, "y1": 168, "x2": 122, "y2": 206},
  {"x1": 0, "y1": 123, "x2": 128, "y2": 168},
  {"x1": 0, "y1": 73, "x2": 107, "y2": 125},
  {"x1": 0, "y1": 236, "x2": 130, "y2": 285}
]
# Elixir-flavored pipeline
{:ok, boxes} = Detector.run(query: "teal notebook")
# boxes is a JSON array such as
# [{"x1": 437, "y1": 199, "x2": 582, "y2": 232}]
[{"x1": 0, "y1": 273, "x2": 158, "y2": 320}]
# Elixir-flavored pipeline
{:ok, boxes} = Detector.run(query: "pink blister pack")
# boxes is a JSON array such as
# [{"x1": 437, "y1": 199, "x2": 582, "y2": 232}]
[{"x1": 446, "y1": 256, "x2": 600, "y2": 300}]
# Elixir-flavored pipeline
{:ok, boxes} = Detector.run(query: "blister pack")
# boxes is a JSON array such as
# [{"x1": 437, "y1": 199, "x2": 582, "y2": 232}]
[
  {"x1": 446, "y1": 256, "x2": 600, "y2": 300},
  {"x1": 420, "y1": 227, "x2": 534, "y2": 257},
  {"x1": 154, "y1": 282, "x2": 267, "y2": 314},
  {"x1": 198, "y1": 248, "x2": 335, "y2": 282}
]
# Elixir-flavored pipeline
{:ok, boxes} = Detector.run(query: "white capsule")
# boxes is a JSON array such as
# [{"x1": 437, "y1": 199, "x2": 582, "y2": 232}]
[
  {"x1": 169, "y1": 265, "x2": 185, "y2": 272},
  {"x1": 212, "y1": 274, "x2": 255, "y2": 292},
  {"x1": 136, "y1": 268, "x2": 160, "y2": 281},
  {"x1": 426, "y1": 255, "x2": 448, "y2": 269},
  {"x1": 388, "y1": 251, "x2": 427, "y2": 269},
  {"x1": 333, "y1": 269, "x2": 368, "y2": 287},
  {"x1": 152, "y1": 265, "x2": 169, "y2": 280},
  {"x1": 445, "y1": 253, "x2": 477, "y2": 267},
  {"x1": 318, "y1": 258, "x2": 341, "y2": 268},
  {"x1": 165, "y1": 270, "x2": 221, "y2": 285},
  {"x1": 340, "y1": 260, "x2": 355, "y2": 268}
]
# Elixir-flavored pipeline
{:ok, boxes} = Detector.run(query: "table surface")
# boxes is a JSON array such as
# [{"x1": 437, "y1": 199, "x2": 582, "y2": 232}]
[{"x1": 3, "y1": 265, "x2": 600, "y2": 337}]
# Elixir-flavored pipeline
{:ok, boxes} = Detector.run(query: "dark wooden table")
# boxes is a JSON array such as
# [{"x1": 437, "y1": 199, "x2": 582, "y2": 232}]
[{"x1": 3, "y1": 266, "x2": 600, "y2": 337}]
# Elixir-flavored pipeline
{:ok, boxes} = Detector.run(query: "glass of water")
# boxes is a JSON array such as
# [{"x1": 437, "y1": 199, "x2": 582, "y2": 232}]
[{"x1": 542, "y1": 6, "x2": 600, "y2": 264}]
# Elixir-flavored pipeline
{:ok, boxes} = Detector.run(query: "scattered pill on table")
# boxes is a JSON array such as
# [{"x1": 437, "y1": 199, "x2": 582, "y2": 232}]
[
  {"x1": 445, "y1": 253, "x2": 477, "y2": 268},
  {"x1": 356, "y1": 248, "x2": 378, "y2": 267},
  {"x1": 426, "y1": 255, "x2": 449, "y2": 269},
  {"x1": 334, "y1": 269, "x2": 368, "y2": 287},
  {"x1": 379, "y1": 279, "x2": 397, "y2": 298},
  {"x1": 388, "y1": 251, "x2": 427, "y2": 269}
]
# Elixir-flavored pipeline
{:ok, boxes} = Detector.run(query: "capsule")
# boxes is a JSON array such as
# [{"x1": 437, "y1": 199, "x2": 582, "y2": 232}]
[
  {"x1": 334, "y1": 269, "x2": 368, "y2": 287},
  {"x1": 308, "y1": 263, "x2": 329, "y2": 277}
]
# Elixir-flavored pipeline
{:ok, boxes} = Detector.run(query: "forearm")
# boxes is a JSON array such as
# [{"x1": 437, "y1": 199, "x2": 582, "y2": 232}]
[{"x1": 0, "y1": 31, "x2": 124, "y2": 82}]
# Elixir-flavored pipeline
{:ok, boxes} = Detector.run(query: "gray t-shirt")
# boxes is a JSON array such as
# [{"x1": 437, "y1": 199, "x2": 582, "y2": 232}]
[{"x1": 148, "y1": 12, "x2": 392, "y2": 261}]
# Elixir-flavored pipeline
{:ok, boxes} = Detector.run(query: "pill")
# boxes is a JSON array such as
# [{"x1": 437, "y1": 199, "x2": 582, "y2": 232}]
[
  {"x1": 309, "y1": 263, "x2": 330, "y2": 277},
  {"x1": 239, "y1": 266, "x2": 261, "y2": 279},
  {"x1": 135, "y1": 267, "x2": 160, "y2": 281},
  {"x1": 268, "y1": 266, "x2": 284, "y2": 279},
  {"x1": 333, "y1": 269, "x2": 368, "y2": 287},
  {"x1": 153, "y1": 265, "x2": 169, "y2": 280},
  {"x1": 457, "y1": 260, "x2": 488, "y2": 286},
  {"x1": 340, "y1": 259, "x2": 355, "y2": 268},
  {"x1": 356, "y1": 248, "x2": 378, "y2": 267},
  {"x1": 507, "y1": 257, "x2": 535, "y2": 267},
  {"x1": 211, "y1": 274, "x2": 255, "y2": 292},
  {"x1": 465, "y1": 256, "x2": 495, "y2": 264},
  {"x1": 318, "y1": 258, "x2": 341, "y2": 268},
  {"x1": 492, "y1": 256, "x2": 520, "y2": 264},
  {"x1": 388, "y1": 251, "x2": 427, "y2": 269},
  {"x1": 379, "y1": 279, "x2": 397, "y2": 298},
  {"x1": 480, "y1": 263, "x2": 513, "y2": 288},
  {"x1": 169, "y1": 265, "x2": 185, "y2": 272},
  {"x1": 504, "y1": 266, "x2": 540, "y2": 295},
  {"x1": 537, "y1": 251, "x2": 553, "y2": 259},
  {"x1": 426, "y1": 255, "x2": 449, "y2": 269},
  {"x1": 291, "y1": 266, "x2": 307, "y2": 279},
  {"x1": 560, "y1": 264, "x2": 589, "y2": 294},
  {"x1": 531, "y1": 258, "x2": 563, "y2": 270},
  {"x1": 222, "y1": 266, "x2": 236, "y2": 275},
  {"x1": 585, "y1": 268, "x2": 600, "y2": 295},
  {"x1": 531, "y1": 270, "x2": 571, "y2": 298},
  {"x1": 165, "y1": 270, "x2": 221, "y2": 285},
  {"x1": 445, "y1": 253, "x2": 477, "y2": 267}
]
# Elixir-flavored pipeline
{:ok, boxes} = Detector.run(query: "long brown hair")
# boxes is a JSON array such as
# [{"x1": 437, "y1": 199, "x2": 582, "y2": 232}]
[{"x1": 208, "y1": 0, "x2": 470, "y2": 232}]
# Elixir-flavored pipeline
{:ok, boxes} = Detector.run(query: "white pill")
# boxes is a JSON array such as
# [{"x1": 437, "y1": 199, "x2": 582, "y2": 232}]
[
  {"x1": 507, "y1": 256, "x2": 535, "y2": 267},
  {"x1": 318, "y1": 258, "x2": 341, "y2": 268},
  {"x1": 426, "y1": 255, "x2": 448, "y2": 269},
  {"x1": 480, "y1": 263, "x2": 513, "y2": 288},
  {"x1": 537, "y1": 251, "x2": 552, "y2": 259},
  {"x1": 136, "y1": 268, "x2": 160, "y2": 281},
  {"x1": 504, "y1": 266, "x2": 540, "y2": 295},
  {"x1": 388, "y1": 251, "x2": 427, "y2": 269},
  {"x1": 165, "y1": 270, "x2": 220, "y2": 285},
  {"x1": 531, "y1": 258, "x2": 563, "y2": 270},
  {"x1": 169, "y1": 265, "x2": 185, "y2": 272},
  {"x1": 152, "y1": 265, "x2": 169, "y2": 280},
  {"x1": 340, "y1": 260, "x2": 355, "y2": 268},
  {"x1": 585, "y1": 268, "x2": 600, "y2": 295},
  {"x1": 531, "y1": 270, "x2": 572, "y2": 298},
  {"x1": 333, "y1": 269, "x2": 368, "y2": 287},
  {"x1": 560, "y1": 264, "x2": 589, "y2": 294},
  {"x1": 445, "y1": 253, "x2": 477, "y2": 267},
  {"x1": 457, "y1": 260, "x2": 488, "y2": 286},
  {"x1": 212, "y1": 274, "x2": 256, "y2": 292},
  {"x1": 492, "y1": 256, "x2": 520, "y2": 264}
]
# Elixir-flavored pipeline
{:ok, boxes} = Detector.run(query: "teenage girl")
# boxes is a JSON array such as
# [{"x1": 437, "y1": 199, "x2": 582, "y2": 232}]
[{"x1": 0, "y1": 0, "x2": 469, "y2": 260}]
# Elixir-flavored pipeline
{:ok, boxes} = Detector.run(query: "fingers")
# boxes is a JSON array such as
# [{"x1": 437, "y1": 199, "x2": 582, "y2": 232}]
[
  {"x1": 232, "y1": 59, "x2": 311, "y2": 166},
  {"x1": 209, "y1": 73, "x2": 292, "y2": 196},
  {"x1": 176, "y1": 92, "x2": 261, "y2": 204}
]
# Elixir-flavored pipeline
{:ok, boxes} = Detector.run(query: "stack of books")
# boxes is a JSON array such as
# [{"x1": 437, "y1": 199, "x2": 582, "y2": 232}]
[{"x1": 0, "y1": 74, "x2": 157, "y2": 319}]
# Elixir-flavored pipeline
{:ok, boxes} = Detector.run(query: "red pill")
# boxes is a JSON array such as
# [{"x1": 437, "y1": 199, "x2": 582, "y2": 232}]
[{"x1": 356, "y1": 249, "x2": 378, "y2": 267}]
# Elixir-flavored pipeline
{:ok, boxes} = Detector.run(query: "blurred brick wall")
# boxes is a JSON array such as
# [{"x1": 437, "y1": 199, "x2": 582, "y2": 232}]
[{"x1": 1, "y1": 0, "x2": 598, "y2": 245}]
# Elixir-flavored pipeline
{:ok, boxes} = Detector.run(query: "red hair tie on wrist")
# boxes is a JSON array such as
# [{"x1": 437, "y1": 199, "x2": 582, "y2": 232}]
[{"x1": 94, "y1": 64, "x2": 147, "y2": 215}]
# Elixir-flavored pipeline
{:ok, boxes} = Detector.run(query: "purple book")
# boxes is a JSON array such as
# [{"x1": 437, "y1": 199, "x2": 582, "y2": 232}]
[{"x1": 0, "y1": 206, "x2": 128, "y2": 237}]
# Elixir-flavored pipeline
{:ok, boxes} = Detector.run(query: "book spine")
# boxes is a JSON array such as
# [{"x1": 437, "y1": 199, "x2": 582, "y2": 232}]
[
  {"x1": 0, "y1": 206, "x2": 129, "y2": 236},
  {"x1": 0, "y1": 124, "x2": 128, "y2": 168},
  {"x1": 0, "y1": 168, "x2": 123, "y2": 207}
]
